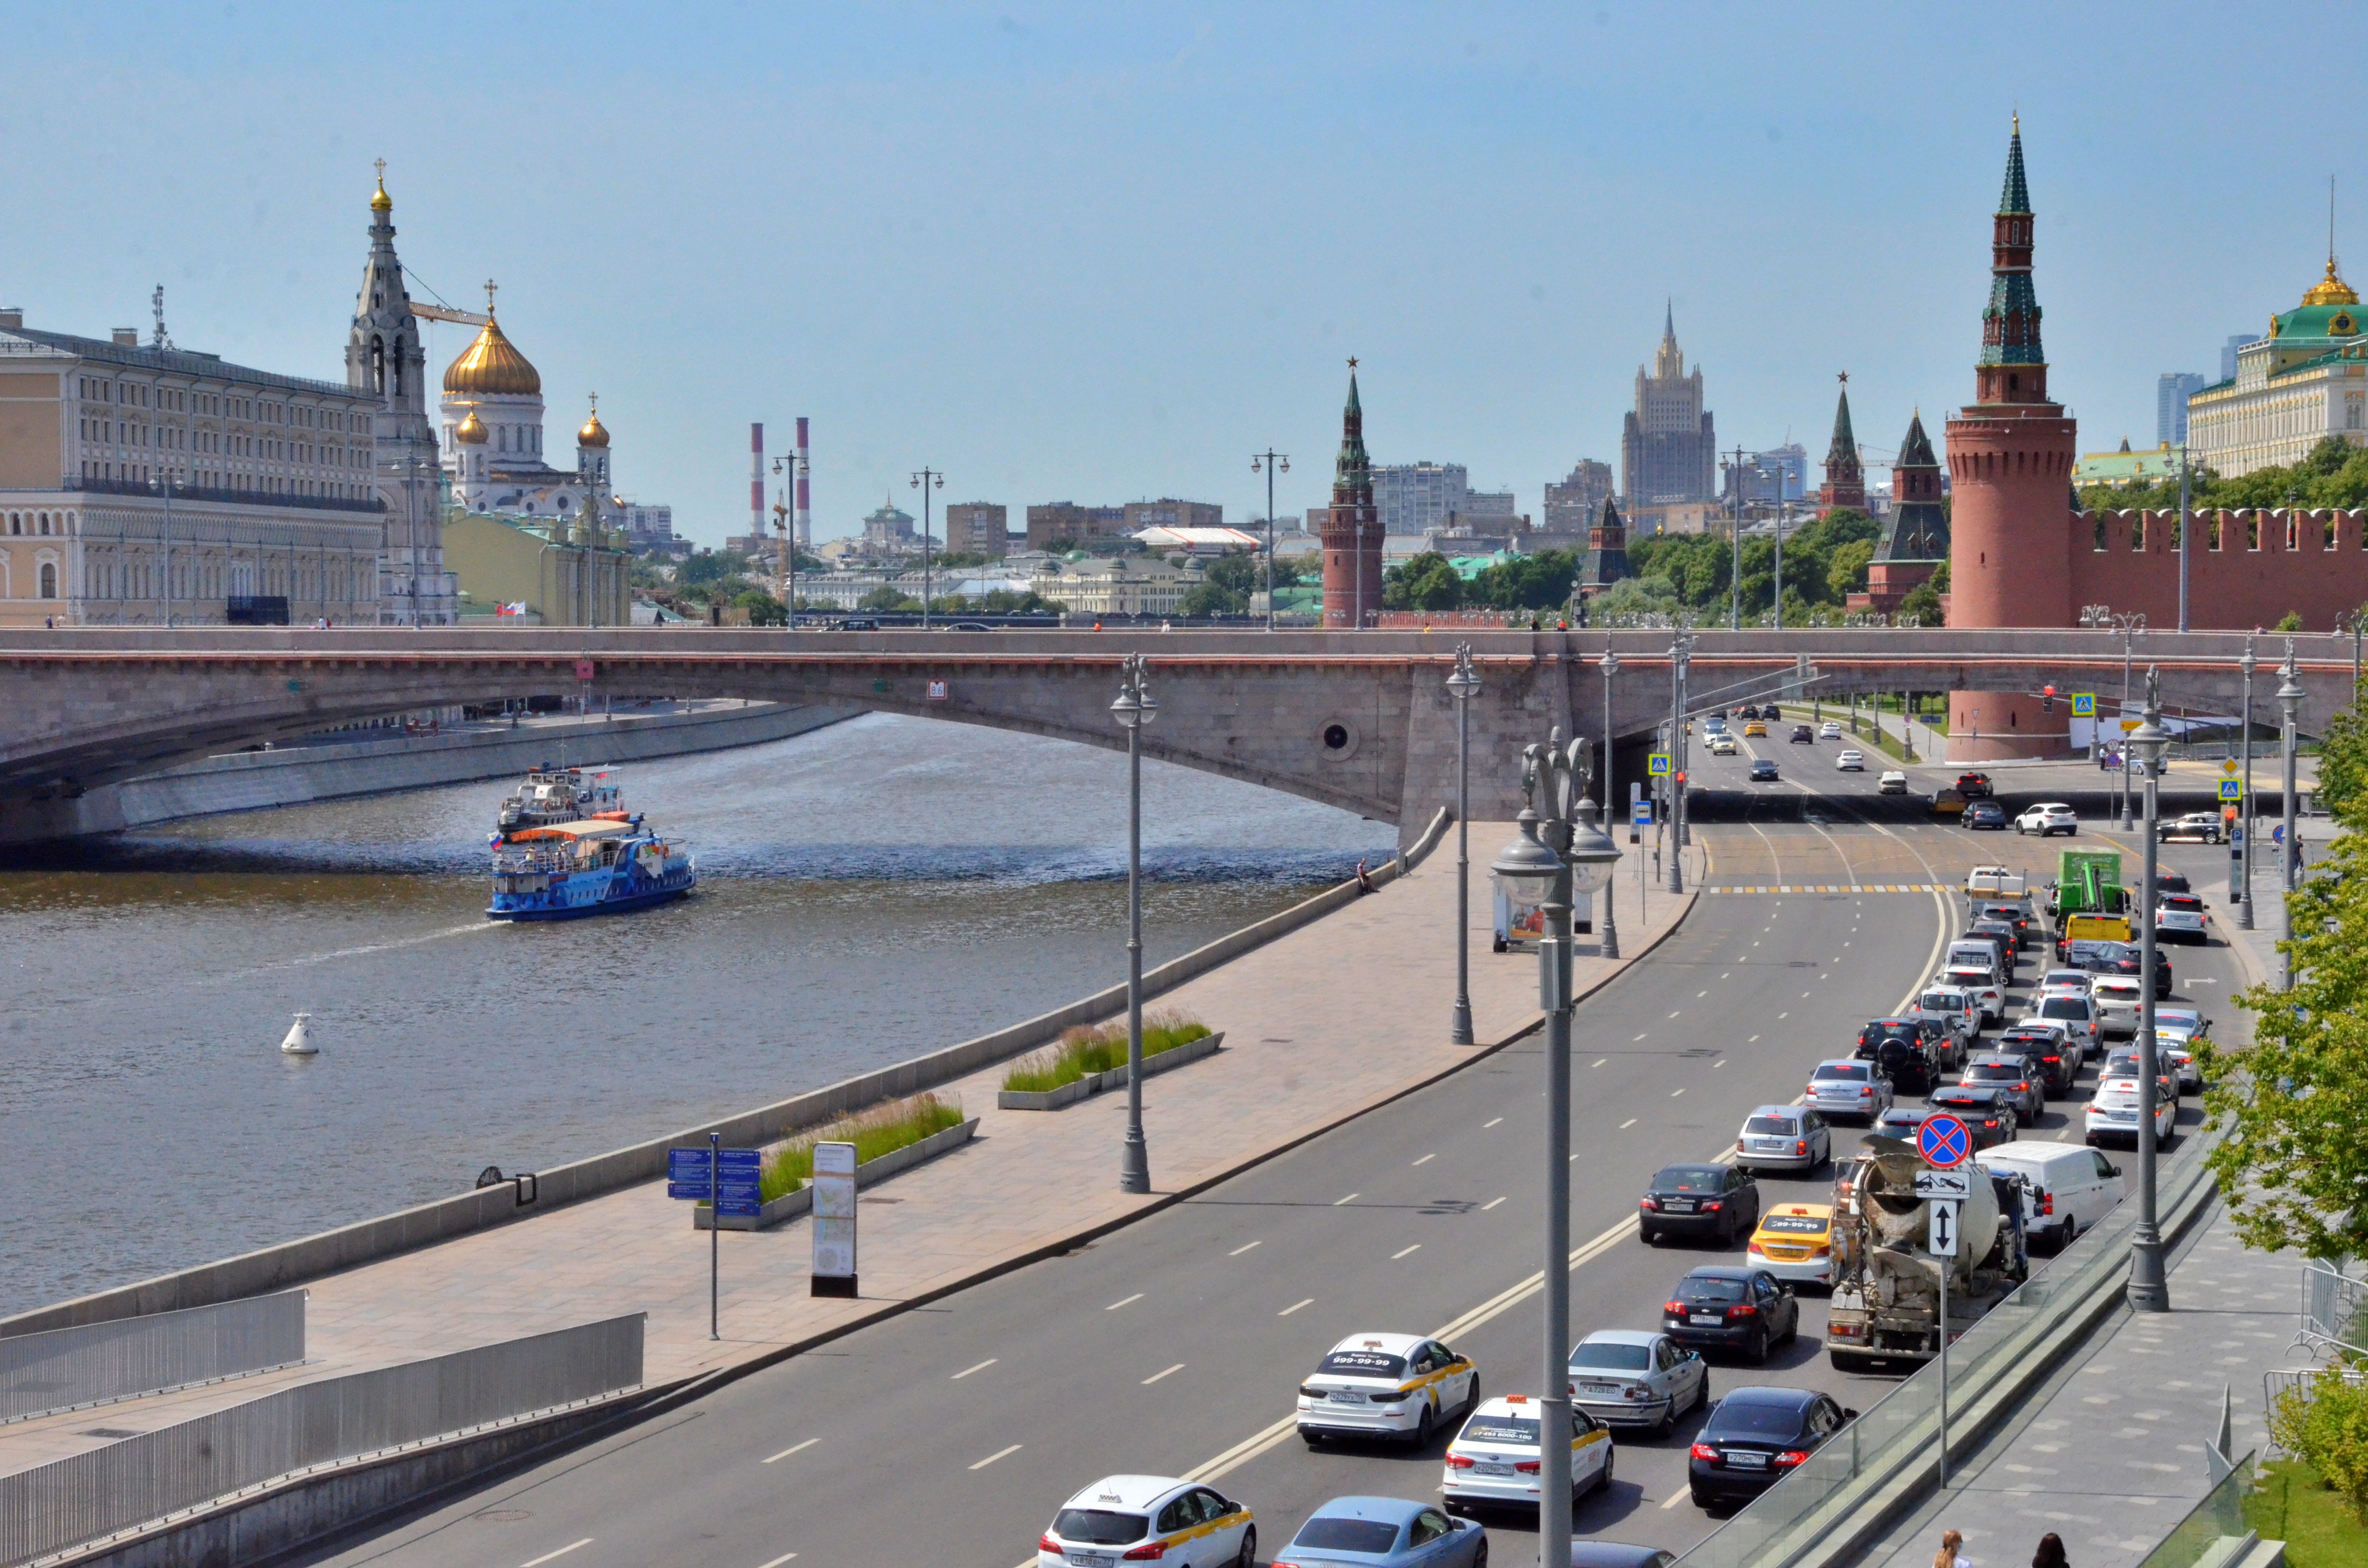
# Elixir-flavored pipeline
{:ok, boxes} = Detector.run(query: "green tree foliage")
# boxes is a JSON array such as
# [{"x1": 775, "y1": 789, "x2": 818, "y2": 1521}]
[
  {"x1": 1826, "y1": 539, "x2": 1876, "y2": 600},
  {"x1": 2276, "y1": 610, "x2": 2306, "y2": 632},
  {"x1": 858, "y1": 585, "x2": 914, "y2": 612},
  {"x1": 1468, "y1": 549, "x2": 1579, "y2": 610},
  {"x1": 1382, "y1": 551, "x2": 1468, "y2": 611},
  {"x1": 1897, "y1": 577, "x2": 1943, "y2": 623},
  {"x1": 2203, "y1": 690, "x2": 2368, "y2": 1258},
  {"x1": 2078, "y1": 436, "x2": 2368, "y2": 514},
  {"x1": 733, "y1": 589, "x2": 787, "y2": 625},
  {"x1": 976, "y1": 588, "x2": 1062, "y2": 614},
  {"x1": 678, "y1": 549, "x2": 755, "y2": 587}
]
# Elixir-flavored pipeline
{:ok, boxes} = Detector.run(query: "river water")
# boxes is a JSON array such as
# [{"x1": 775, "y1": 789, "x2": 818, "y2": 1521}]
[{"x1": 0, "y1": 714, "x2": 1396, "y2": 1319}]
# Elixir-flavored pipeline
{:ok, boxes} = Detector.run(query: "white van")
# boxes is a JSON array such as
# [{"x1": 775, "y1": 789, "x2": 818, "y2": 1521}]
[
  {"x1": 1948, "y1": 939, "x2": 2006, "y2": 980},
  {"x1": 2029, "y1": 991, "x2": 2101, "y2": 1059},
  {"x1": 1977, "y1": 1141, "x2": 2124, "y2": 1251},
  {"x1": 2089, "y1": 977, "x2": 2143, "y2": 1039},
  {"x1": 1940, "y1": 966, "x2": 2006, "y2": 1024}
]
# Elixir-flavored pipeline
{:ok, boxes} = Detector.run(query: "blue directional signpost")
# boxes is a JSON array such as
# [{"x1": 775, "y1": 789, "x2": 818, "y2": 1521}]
[
  {"x1": 670, "y1": 1136, "x2": 762, "y2": 1339},
  {"x1": 1913, "y1": 1111, "x2": 1972, "y2": 1487}
]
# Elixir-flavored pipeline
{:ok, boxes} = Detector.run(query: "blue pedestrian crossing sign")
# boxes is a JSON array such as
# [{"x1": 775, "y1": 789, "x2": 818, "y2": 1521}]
[
  {"x1": 1917, "y1": 1113, "x2": 1973, "y2": 1169},
  {"x1": 2070, "y1": 692, "x2": 2096, "y2": 718},
  {"x1": 2219, "y1": 779, "x2": 2244, "y2": 801},
  {"x1": 1647, "y1": 753, "x2": 1672, "y2": 776}
]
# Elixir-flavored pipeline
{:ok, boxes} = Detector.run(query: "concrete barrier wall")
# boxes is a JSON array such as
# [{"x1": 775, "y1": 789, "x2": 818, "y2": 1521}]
[
  {"x1": 0, "y1": 702, "x2": 862, "y2": 843},
  {"x1": 0, "y1": 808, "x2": 1452, "y2": 1338}
]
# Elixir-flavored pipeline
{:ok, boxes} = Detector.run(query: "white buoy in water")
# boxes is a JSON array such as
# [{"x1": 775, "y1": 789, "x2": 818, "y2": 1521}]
[{"x1": 279, "y1": 1013, "x2": 318, "y2": 1056}]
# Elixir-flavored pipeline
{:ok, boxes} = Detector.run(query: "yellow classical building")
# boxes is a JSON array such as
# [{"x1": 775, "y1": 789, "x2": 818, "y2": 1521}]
[
  {"x1": 2186, "y1": 257, "x2": 2368, "y2": 478},
  {"x1": 445, "y1": 503, "x2": 631, "y2": 626}
]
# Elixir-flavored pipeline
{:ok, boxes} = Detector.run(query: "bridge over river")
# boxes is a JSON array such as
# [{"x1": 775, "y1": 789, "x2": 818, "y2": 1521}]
[{"x1": 0, "y1": 626, "x2": 2349, "y2": 838}]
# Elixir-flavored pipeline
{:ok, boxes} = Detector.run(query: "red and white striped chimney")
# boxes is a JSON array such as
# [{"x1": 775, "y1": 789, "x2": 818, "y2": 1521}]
[
  {"x1": 750, "y1": 423, "x2": 765, "y2": 542},
  {"x1": 794, "y1": 416, "x2": 811, "y2": 549}
]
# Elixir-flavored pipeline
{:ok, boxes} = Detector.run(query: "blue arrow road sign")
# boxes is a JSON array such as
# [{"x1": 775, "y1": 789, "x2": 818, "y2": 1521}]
[{"x1": 1918, "y1": 1113, "x2": 1972, "y2": 1169}]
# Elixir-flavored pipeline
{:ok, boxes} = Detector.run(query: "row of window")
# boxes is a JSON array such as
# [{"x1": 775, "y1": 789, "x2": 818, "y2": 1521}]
[
  {"x1": 80, "y1": 418, "x2": 366, "y2": 468},
  {"x1": 75, "y1": 378, "x2": 357, "y2": 431},
  {"x1": 6, "y1": 511, "x2": 66, "y2": 536},
  {"x1": 76, "y1": 461, "x2": 367, "y2": 502},
  {"x1": 75, "y1": 555, "x2": 374, "y2": 602}
]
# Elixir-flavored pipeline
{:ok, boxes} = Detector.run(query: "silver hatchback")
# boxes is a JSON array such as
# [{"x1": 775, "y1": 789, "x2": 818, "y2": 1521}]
[{"x1": 1734, "y1": 1105, "x2": 1832, "y2": 1173}]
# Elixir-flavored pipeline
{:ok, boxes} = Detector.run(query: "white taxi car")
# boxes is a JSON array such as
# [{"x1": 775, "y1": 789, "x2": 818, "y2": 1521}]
[
  {"x1": 2084, "y1": 1075, "x2": 2176, "y2": 1147},
  {"x1": 1746, "y1": 1202, "x2": 1838, "y2": 1286},
  {"x1": 1878, "y1": 769, "x2": 1910, "y2": 794},
  {"x1": 1836, "y1": 749, "x2": 1866, "y2": 772},
  {"x1": 1297, "y1": 1333, "x2": 1478, "y2": 1447},
  {"x1": 1036, "y1": 1475, "x2": 1255, "y2": 1568},
  {"x1": 1440, "y1": 1393, "x2": 1613, "y2": 1515}
]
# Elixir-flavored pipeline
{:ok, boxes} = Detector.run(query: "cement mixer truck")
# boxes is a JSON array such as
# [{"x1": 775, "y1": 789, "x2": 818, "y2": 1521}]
[{"x1": 1824, "y1": 1138, "x2": 2029, "y2": 1374}]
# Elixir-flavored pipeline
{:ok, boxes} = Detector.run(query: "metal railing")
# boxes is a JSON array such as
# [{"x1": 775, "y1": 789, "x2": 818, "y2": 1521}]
[
  {"x1": 1677, "y1": 1128, "x2": 2224, "y2": 1568},
  {"x1": 0, "y1": 1313, "x2": 641, "y2": 1568},
  {"x1": 0, "y1": 1292, "x2": 304, "y2": 1425},
  {"x1": 2297, "y1": 1258, "x2": 2365, "y2": 1358},
  {"x1": 2133, "y1": 1448, "x2": 2258, "y2": 1568}
]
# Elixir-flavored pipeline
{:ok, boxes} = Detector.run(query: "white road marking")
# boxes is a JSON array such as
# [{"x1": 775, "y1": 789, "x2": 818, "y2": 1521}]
[
  {"x1": 1412, "y1": 1153, "x2": 1435, "y2": 1166},
  {"x1": 756, "y1": 1554, "x2": 799, "y2": 1568},
  {"x1": 1670, "y1": 1088, "x2": 1686, "y2": 1098},
  {"x1": 1619, "y1": 1118, "x2": 1638, "y2": 1129},
  {"x1": 521, "y1": 1544, "x2": 594, "y2": 1568},
  {"x1": 1723, "y1": 972, "x2": 1732, "y2": 979},
  {"x1": 1333, "y1": 1193, "x2": 1359, "y2": 1206},
  {"x1": 1482, "y1": 1195, "x2": 1508, "y2": 1210},
  {"x1": 1778, "y1": 1012, "x2": 1789, "y2": 1019},
  {"x1": 1107, "y1": 1293, "x2": 1143, "y2": 1311},
  {"x1": 1484, "y1": 1117, "x2": 1504, "y2": 1128},
  {"x1": 1230, "y1": 1240, "x2": 1262, "y2": 1256},
  {"x1": 1279, "y1": 1298, "x2": 1314, "y2": 1316},
  {"x1": 1633, "y1": 1033, "x2": 1650, "y2": 1041},
  {"x1": 1144, "y1": 1362, "x2": 1187, "y2": 1384},
  {"x1": 1698, "y1": 990, "x2": 1709, "y2": 998},
  {"x1": 1662, "y1": 1489, "x2": 1690, "y2": 1510},
  {"x1": 1393, "y1": 1244, "x2": 1422, "y2": 1260},
  {"x1": 951, "y1": 1359, "x2": 997, "y2": 1379},
  {"x1": 1593, "y1": 1058, "x2": 1609, "y2": 1068},
  {"x1": 1714, "y1": 1059, "x2": 1726, "y2": 1069},
  {"x1": 970, "y1": 1443, "x2": 1024, "y2": 1470},
  {"x1": 1669, "y1": 1010, "x2": 1682, "y2": 1019},
  {"x1": 762, "y1": 1438, "x2": 818, "y2": 1464},
  {"x1": 1748, "y1": 1034, "x2": 1761, "y2": 1043}
]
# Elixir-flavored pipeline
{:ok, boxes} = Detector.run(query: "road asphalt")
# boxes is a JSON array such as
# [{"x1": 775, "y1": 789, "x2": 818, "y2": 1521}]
[{"x1": 298, "y1": 719, "x2": 2245, "y2": 1568}]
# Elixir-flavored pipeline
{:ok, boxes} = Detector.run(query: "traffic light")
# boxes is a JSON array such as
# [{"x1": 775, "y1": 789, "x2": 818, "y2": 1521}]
[
  {"x1": 2042, "y1": 684, "x2": 2056, "y2": 713},
  {"x1": 1675, "y1": 772, "x2": 1687, "y2": 784}
]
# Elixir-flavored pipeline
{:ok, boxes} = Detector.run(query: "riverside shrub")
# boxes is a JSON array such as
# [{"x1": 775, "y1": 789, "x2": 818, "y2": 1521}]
[
  {"x1": 2270, "y1": 1357, "x2": 2368, "y2": 1522},
  {"x1": 1001, "y1": 1011, "x2": 1213, "y2": 1094}
]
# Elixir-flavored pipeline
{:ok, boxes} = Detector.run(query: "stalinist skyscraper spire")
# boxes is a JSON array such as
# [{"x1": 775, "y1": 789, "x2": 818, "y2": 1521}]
[{"x1": 345, "y1": 165, "x2": 453, "y2": 624}]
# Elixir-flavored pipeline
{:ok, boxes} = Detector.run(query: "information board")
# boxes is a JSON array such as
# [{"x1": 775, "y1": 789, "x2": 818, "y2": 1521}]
[{"x1": 811, "y1": 1141, "x2": 859, "y2": 1297}]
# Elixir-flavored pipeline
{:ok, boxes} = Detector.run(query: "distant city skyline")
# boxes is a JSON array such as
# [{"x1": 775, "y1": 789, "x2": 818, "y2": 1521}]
[{"x1": 3, "y1": 3, "x2": 2357, "y2": 544}]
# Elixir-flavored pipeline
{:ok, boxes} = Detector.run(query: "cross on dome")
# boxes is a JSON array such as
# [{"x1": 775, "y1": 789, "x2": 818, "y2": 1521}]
[{"x1": 484, "y1": 279, "x2": 499, "y2": 316}]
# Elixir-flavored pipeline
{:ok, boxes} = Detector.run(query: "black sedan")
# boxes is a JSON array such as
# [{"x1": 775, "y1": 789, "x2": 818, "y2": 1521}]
[
  {"x1": 1639, "y1": 1164, "x2": 1761, "y2": 1245},
  {"x1": 1789, "y1": 724, "x2": 1815, "y2": 744},
  {"x1": 1963, "y1": 800, "x2": 2008, "y2": 830},
  {"x1": 1922, "y1": 1085, "x2": 2020, "y2": 1148},
  {"x1": 1854, "y1": 1018, "x2": 1942, "y2": 1093},
  {"x1": 1661, "y1": 1266, "x2": 1799, "y2": 1362},
  {"x1": 2083, "y1": 940, "x2": 2174, "y2": 999},
  {"x1": 1688, "y1": 1387, "x2": 1856, "y2": 1510},
  {"x1": 1749, "y1": 759, "x2": 1780, "y2": 782}
]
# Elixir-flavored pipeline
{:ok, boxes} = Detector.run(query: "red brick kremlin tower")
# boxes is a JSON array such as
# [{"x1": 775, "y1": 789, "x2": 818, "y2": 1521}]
[
  {"x1": 1817, "y1": 374, "x2": 1865, "y2": 516},
  {"x1": 1321, "y1": 362, "x2": 1382, "y2": 628},
  {"x1": 1944, "y1": 119, "x2": 2079, "y2": 760}
]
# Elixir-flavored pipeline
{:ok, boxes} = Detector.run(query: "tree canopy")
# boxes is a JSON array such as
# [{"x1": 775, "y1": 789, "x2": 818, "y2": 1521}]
[{"x1": 2078, "y1": 436, "x2": 2368, "y2": 514}]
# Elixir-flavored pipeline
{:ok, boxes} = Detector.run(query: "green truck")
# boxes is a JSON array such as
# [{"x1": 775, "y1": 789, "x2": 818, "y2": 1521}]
[{"x1": 2047, "y1": 849, "x2": 2131, "y2": 947}]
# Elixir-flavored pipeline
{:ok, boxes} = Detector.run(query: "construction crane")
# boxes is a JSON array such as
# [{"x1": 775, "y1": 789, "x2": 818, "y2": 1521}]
[{"x1": 408, "y1": 301, "x2": 489, "y2": 328}]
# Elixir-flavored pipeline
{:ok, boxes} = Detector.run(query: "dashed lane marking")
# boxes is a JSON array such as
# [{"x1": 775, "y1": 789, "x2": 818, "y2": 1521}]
[
  {"x1": 1333, "y1": 1193, "x2": 1359, "y2": 1206},
  {"x1": 1279, "y1": 1298, "x2": 1314, "y2": 1316},
  {"x1": 1144, "y1": 1363, "x2": 1187, "y2": 1385},
  {"x1": 951, "y1": 1359, "x2": 997, "y2": 1379},
  {"x1": 1107, "y1": 1294, "x2": 1143, "y2": 1311},
  {"x1": 756, "y1": 1554, "x2": 799, "y2": 1568},
  {"x1": 762, "y1": 1438, "x2": 818, "y2": 1464},
  {"x1": 1482, "y1": 1196, "x2": 1508, "y2": 1210},
  {"x1": 1619, "y1": 1118, "x2": 1638, "y2": 1129},
  {"x1": 1230, "y1": 1240, "x2": 1262, "y2": 1256},
  {"x1": 970, "y1": 1444, "x2": 1024, "y2": 1470},
  {"x1": 1412, "y1": 1153, "x2": 1435, "y2": 1166},
  {"x1": 1393, "y1": 1244, "x2": 1422, "y2": 1260},
  {"x1": 1483, "y1": 1117, "x2": 1504, "y2": 1128},
  {"x1": 520, "y1": 1544, "x2": 593, "y2": 1568}
]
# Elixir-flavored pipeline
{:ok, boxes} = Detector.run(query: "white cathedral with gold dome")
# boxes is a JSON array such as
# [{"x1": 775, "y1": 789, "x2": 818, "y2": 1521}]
[{"x1": 438, "y1": 284, "x2": 615, "y2": 523}]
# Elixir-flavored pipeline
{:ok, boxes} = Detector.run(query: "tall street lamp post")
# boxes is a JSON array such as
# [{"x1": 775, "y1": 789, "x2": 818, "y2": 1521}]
[
  {"x1": 1598, "y1": 645, "x2": 1622, "y2": 960},
  {"x1": 2125, "y1": 671, "x2": 2171, "y2": 1312},
  {"x1": 2176, "y1": 445, "x2": 2192, "y2": 633},
  {"x1": 910, "y1": 467, "x2": 943, "y2": 629},
  {"x1": 1111, "y1": 653, "x2": 1158, "y2": 1191},
  {"x1": 1445, "y1": 644, "x2": 1480, "y2": 1045},
  {"x1": 2278, "y1": 643, "x2": 2304, "y2": 992},
  {"x1": 2081, "y1": 605, "x2": 2145, "y2": 828},
  {"x1": 2237, "y1": 637, "x2": 2257, "y2": 928},
  {"x1": 1252, "y1": 450, "x2": 1289, "y2": 633},
  {"x1": 1666, "y1": 639, "x2": 1689, "y2": 894},
  {"x1": 2338, "y1": 610, "x2": 2366, "y2": 702},
  {"x1": 1490, "y1": 742, "x2": 1620, "y2": 1568}
]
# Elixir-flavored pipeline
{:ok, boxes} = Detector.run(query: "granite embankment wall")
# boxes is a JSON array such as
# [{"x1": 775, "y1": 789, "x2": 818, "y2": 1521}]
[
  {"x1": 0, "y1": 702, "x2": 863, "y2": 843},
  {"x1": 0, "y1": 810, "x2": 1449, "y2": 1339}
]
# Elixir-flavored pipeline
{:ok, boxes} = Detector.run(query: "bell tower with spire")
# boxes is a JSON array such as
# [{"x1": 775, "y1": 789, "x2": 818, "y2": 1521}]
[
  {"x1": 345, "y1": 165, "x2": 454, "y2": 624},
  {"x1": 1944, "y1": 119, "x2": 2079, "y2": 758},
  {"x1": 1320, "y1": 362, "x2": 1381, "y2": 629}
]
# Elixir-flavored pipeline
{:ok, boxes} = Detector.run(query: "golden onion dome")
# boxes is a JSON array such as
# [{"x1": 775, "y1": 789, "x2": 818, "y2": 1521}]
[
  {"x1": 454, "y1": 407, "x2": 488, "y2": 445},
  {"x1": 443, "y1": 313, "x2": 541, "y2": 397},
  {"x1": 2303, "y1": 256, "x2": 2360, "y2": 307},
  {"x1": 577, "y1": 396, "x2": 610, "y2": 448},
  {"x1": 370, "y1": 176, "x2": 393, "y2": 214}
]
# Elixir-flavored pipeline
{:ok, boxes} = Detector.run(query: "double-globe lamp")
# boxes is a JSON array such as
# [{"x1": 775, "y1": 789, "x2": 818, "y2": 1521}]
[{"x1": 1487, "y1": 770, "x2": 1620, "y2": 1568}]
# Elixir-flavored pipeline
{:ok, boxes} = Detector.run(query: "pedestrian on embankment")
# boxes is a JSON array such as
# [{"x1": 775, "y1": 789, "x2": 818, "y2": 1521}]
[
  {"x1": 1934, "y1": 1530, "x2": 1972, "y2": 1568},
  {"x1": 2032, "y1": 1533, "x2": 2068, "y2": 1568}
]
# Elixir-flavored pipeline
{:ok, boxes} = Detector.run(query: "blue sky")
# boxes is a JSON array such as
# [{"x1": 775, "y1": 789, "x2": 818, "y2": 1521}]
[{"x1": 5, "y1": 2, "x2": 2359, "y2": 544}]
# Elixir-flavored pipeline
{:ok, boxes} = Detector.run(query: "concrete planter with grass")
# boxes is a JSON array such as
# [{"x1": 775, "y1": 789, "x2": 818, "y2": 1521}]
[
  {"x1": 997, "y1": 1031, "x2": 1224, "y2": 1112},
  {"x1": 694, "y1": 1117, "x2": 981, "y2": 1233}
]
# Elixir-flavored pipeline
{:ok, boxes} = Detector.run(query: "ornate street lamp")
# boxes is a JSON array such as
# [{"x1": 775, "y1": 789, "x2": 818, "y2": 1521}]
[
  {"x1": 1489, "y1": 733, "x2": 1620, "y2": 1568},
  {"x1": 1598, "y1": 644, "x2": 1623, "y2": 959},
  {"x1": 1111, "y1": 654, "x2": 1158, "y2": 1192},
  {"x1": 2125, "y1": 671, "x2": 2171, "y2": 1313},
  {"x1": 2277, "y1": 643, "x2": 2305, "y2": 991},
  {"x1": 1446, "y1": 644, "x2": 1481, "y2": 1044},
  {"x1": 1251, "y1": 450, "x2": 1289, "y2": 632},
  {"x1": 2237, "y1": 636, "x2": 2257, "y2": 928}
]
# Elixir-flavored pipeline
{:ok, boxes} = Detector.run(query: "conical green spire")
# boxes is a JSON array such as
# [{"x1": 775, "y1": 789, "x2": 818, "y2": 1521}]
[
  {"x1": 1998, "y1": 117, "x2": 2031, "y2": 215},
  {"x1": 1335, "y1": 365, "x2": 1369, "y2": 487},
  {"x1": 1825, "y1": 383, "x2": 1858, "y2": 466}
]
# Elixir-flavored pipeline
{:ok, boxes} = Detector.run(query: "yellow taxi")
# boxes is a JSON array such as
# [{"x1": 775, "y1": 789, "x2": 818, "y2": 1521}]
[
  {"x1": 1742, "y1": 720, "x2": 1768, "y2": 737},
  {"x1": 1744, "y1": 1202, "x2": 1835, "y2": 1286}
]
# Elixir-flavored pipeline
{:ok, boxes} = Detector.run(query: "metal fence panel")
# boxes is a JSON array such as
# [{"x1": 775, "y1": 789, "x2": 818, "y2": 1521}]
[
  {"x1": 0, "y1": 1292, "x2": 306, "y2": 1425},
  {"x1": 0, "y1": 1313, "x2": 641, "y2": 1568},
  {"x1": 2298, "y1": 1258, "x2": 2364, "y2": 1356}
]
